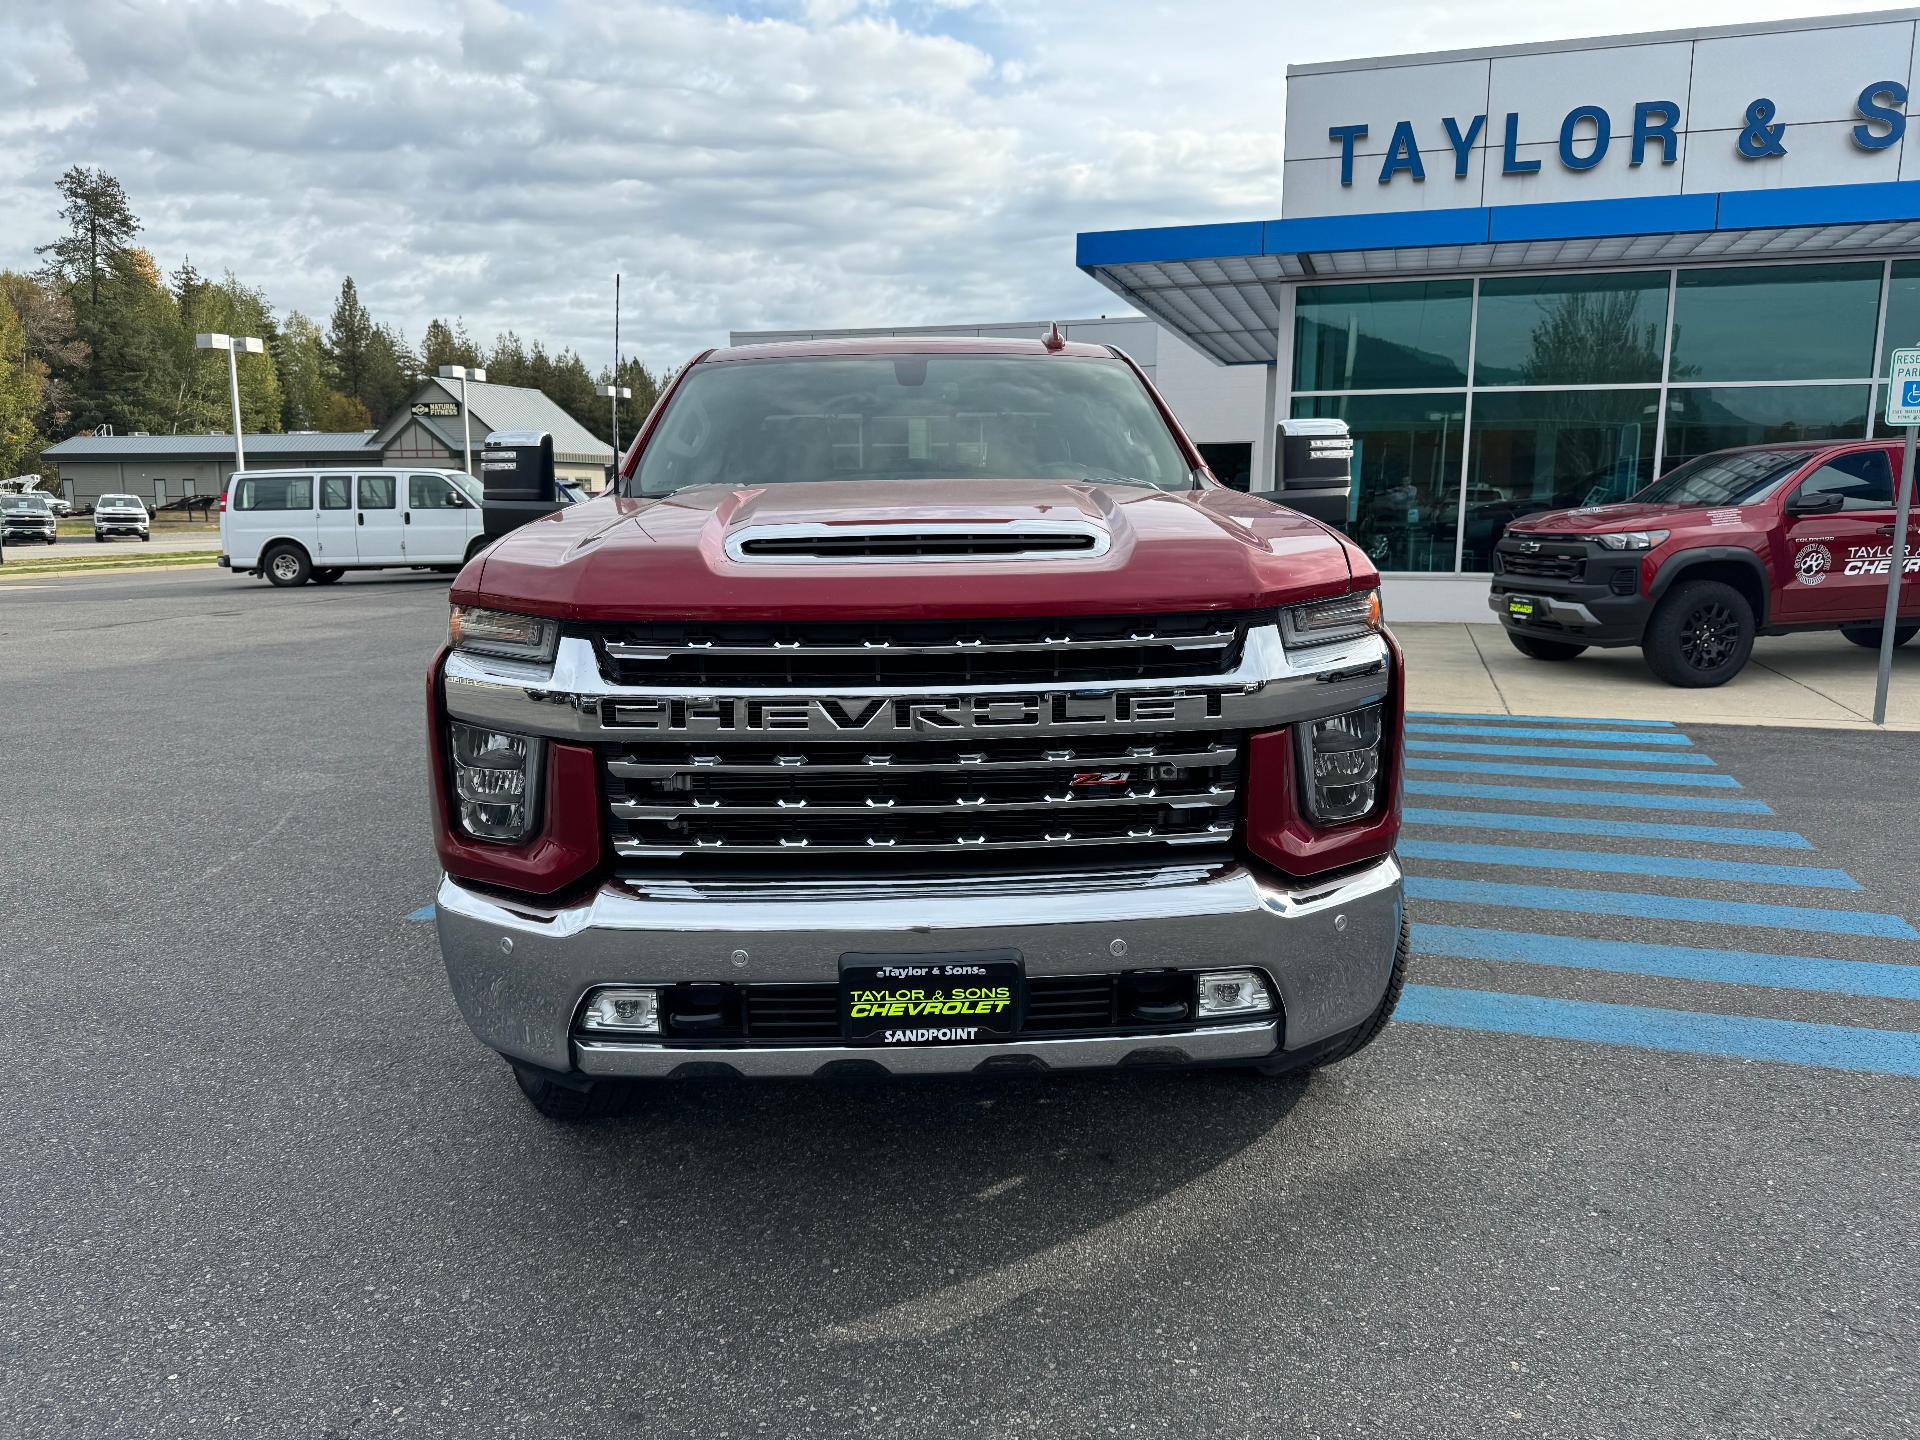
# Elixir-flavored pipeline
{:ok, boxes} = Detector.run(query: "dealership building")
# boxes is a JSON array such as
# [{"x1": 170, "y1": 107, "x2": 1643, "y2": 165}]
[{"x1": 754, "y1": 10, "x2": 1920, "y2": 619}]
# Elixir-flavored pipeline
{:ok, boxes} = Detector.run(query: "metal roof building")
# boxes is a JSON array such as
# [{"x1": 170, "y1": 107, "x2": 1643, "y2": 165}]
[
  {"x1": 42, "y1": 379, "x2": 615, "y2": 507},
  {"x1": 372, "y1": 378, "x2": 613, "y2": 483}
]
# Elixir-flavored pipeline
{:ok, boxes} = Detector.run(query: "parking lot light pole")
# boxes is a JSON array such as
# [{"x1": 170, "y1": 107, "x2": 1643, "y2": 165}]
[
  {"x1": 438, "y1": 365, "x2": 487, "y2": 478},
  {"x1": 196, "y1": 333, "x2": 265, "y2": 474},
  {"x1": 597, "y1": 384, "x2": 631, "y2": 471}
]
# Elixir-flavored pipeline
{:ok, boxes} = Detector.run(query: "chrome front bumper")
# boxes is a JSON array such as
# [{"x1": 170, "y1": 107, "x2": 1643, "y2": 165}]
[{"x1": 434, "y1": 854, "x2": 1403, "y2": 1077}]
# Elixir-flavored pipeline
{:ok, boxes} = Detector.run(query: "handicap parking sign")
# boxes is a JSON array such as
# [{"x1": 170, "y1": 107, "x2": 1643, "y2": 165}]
[{"x1": 1889, "y1": 349, "x2": 1920, "y2": 425}]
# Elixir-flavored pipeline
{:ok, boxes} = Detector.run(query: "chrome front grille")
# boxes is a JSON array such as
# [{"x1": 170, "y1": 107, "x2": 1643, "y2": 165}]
[
  {"x1": 592, "y1": 611, "x2": 1252, "y2": 689},
  {"x1": 605, "y1": 732, "x2": 1241, "y2": 859},
  {"x1": 442, "y1": 612, "x2": 1395, "y2": 874}
]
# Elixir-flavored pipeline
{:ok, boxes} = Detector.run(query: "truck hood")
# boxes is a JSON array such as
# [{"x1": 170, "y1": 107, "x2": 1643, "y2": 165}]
[
  {"x1": 458, "y1": 480, "x2": 1365, "y2": 621},
  {"x1": 1507, "y1": 499, "x2": 1769, "y2": 539}
]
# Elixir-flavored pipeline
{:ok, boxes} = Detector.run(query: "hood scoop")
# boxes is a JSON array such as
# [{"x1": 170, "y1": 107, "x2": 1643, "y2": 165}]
[{"x1": 727, "y1": 521, "x2": 1110, "y2": 564}]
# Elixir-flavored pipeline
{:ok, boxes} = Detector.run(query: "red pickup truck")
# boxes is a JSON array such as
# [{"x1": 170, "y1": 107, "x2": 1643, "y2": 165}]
[
  {"x1": 426, "y1": 335, "x2": 1406, "y2": 1119},
  {"x1": 1493, "y1": 440, "x2": 1919, "y2": 686}
]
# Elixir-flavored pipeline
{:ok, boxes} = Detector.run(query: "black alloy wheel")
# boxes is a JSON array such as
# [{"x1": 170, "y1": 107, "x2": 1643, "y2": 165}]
[
  {"x1": 1643, "y1": 578, "x2": 1755, "y2": 688},
  {"x1": 1679, "y1": 598, "x2": 1741, "y2": 671}
]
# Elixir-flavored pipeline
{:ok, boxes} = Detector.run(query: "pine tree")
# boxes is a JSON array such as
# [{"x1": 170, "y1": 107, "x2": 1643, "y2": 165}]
[
  {"x1": 170, "y1": 255, "x2": 204, "y2": 330},
  {"x1": 36, "y1": 167, "x2": 139, "y2": 309},
  {"x1": 325, "y1": 276, "x2": 374, "y2": 406}
]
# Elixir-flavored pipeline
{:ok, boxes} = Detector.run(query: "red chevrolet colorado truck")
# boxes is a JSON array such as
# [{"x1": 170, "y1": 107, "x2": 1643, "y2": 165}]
[
  {"x1": 427, "y1": 336, "x2": 1406, "y2": 1119},
  {"x1": 1493, "y1": 440, "x2": 1919, "y2": 686}
]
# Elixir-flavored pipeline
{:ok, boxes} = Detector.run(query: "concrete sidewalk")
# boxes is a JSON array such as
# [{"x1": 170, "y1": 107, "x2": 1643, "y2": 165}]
[{"x1": 1399, "y1": 623, "x2": 1920, "y2": 730}]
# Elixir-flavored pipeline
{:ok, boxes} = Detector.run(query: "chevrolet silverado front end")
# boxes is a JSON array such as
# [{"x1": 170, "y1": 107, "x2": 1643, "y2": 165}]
[{"x1": 427, "y1": 337, "x2": 1406, "y2": 1118}]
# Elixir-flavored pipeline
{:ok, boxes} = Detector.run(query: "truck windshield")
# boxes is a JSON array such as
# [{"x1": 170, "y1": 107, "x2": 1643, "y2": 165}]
[
  {"x1": 1635, "y1": 450, "x2": 1812, "y2": 507},
  {"x1": 632, "y1": 355, "x2": 1193, "y2": 497},
  {"x1": 3, "y1": 496, "x2": 48, "y2": 512}
]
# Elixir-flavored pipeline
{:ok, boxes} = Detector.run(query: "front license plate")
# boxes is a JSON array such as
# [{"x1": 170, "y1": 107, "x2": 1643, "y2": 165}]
[
  {"x1": 1506, "y1": 596, "x2": 1537, "y2": 620},
  {"x1": 841, "y1": 951, "x2": 1021, "y2": 1045}
]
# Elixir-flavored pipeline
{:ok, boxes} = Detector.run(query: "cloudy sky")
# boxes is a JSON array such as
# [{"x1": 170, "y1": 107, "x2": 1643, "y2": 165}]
[{"x1": 0, "y1": 0, "x2": 1880, "y2": 370}]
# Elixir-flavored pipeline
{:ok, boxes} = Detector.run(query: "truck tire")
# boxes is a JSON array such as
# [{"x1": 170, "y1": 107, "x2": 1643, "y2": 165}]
[
  {"x1": 311, "y1": 568, "x2": 344, "y2": 585},
  {"x1": 262, "y1": 543, "x2": 312, "y2": 587},
  {"x1": 1507, "y1": 632, "x2": 1587, "y2": 661},
  {"x1": 1643, "y1": 578, "x2": 1754, "y2": 688},
  {"x1": 510, "y1": 1061, "x2": 606, "y2": 1121},
  {"x1": 1254, "y1": 910, "x2": 1408, "y2": 1078},
  {"x1": 1840, "y1": 624, "x2": 1918, "y2": 649},
  {"x1": 463, "y1": 536, "x2": 489, "y2": 564}
]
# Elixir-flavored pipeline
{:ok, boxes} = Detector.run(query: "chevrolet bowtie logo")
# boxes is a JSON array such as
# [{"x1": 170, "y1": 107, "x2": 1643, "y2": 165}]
[{"x1": 1520, "y1": 539, "x2": 1541, "y2": 553}]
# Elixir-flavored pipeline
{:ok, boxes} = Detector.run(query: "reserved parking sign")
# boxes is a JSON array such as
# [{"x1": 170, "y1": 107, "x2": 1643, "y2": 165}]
[{"x1": 1887, "y1": 348, "x2": 1920, "y2": 425}]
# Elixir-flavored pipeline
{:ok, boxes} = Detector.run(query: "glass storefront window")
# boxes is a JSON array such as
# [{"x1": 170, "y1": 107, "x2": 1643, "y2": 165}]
[
  {"x1": 1473, "y1": 273, "x2": 1668, "y2": 386},
  {"x1": 1462, "y1": 390, "x2": 1660, "y2": 572},
  {"x1": 1669, "y1": 263, "x2": 1881, "y2": 383},
  {"x1": 1880, "y1": 261, "x2": 1920, "y2": 374},
  {"x1": 1293, "y1": 280, "x2": 1472, "y2": 392},
  {"x1": 1662, "y1": 385, "x2": 1870, "y2": 472},
  {"x1": 1294, "y1": 393, "x2": 1465, "y2": 573}
]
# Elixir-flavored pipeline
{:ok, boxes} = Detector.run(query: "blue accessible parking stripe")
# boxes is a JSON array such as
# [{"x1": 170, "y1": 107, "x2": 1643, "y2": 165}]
[
  {"x1": 1409, "y1": 740, "x2": 1716, "y2": 765},
  {"x1": 1397, "y1": 983, "x2": 1920, "y2": 1078},
  {"x1": 407, "y1": 905, "x2": 437, "y2": 922},
  {"x1": 1407, "y1": 712, "x2": 1675, "y2": 728},
  {"x1": 1408, "y1": 758, "x2": 1740, "y2": 787},
  {"x1": 1408, "y1": 780, "x2": 1773, "y2": 814},
  {"x1": 1411, "y1": 923, "x2": 1920, "y2": 1001},
  {"x1": 1407, "y1": 876, "x2": 1920, "y2": 939},
  {"x1": 1401, "y1": 839, "x2": 1859, "y2": 890},
  {"x1": 1403, "y1": 806, "x2": 1809, "y2": 849},
  {"x1": 1408, "y1": 723, "x2": 1694, "y2": 746}
]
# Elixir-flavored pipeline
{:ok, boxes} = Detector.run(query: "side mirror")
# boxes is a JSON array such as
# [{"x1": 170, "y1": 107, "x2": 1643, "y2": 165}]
[{"x1": 1788, "y1": 489, "x2": 1844, "y2": 516}]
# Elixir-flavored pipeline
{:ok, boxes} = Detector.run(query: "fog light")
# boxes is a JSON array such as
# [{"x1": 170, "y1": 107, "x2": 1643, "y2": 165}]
[
  {"x1": 1194, "y1": 969, "x2": 1274, "y2": 1018},
  {"x1": 580, "y1": 987, "x2": 662, "y2": 1034}
]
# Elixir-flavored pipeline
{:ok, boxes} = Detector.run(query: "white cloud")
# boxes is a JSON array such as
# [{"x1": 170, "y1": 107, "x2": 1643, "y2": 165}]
[{"x1": 0, "y1": 0, "x2": 1884, "y2": 370}]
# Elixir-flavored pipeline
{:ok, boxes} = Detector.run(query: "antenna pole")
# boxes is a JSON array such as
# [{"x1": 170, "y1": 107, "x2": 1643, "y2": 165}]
[{"x1": 612, "y1": 273, "x2": 622, "y2": 460}]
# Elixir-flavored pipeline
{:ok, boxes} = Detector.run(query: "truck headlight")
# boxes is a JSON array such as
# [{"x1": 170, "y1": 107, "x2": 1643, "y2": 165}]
[
  {"x1": 451, "y1": 721, "x2": 542, "y2": 841},
  {"x1": 1592, "y1": 530, "x2": 1669, "y2": 551},
  {"x1": 1279, "y1": 589, "x2": 1381, "y2": 648},
  {"x1": 1296, "y1": 704, "x2": 1383, "y2": 823},
  {"x1": 449, "y1": 606, "x2": 559, "y2": 663}
]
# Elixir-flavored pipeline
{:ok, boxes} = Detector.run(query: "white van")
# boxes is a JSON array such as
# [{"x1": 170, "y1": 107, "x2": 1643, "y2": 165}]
[{"x1": 219, "y1": 468, "x2": 488, "y2": 587}]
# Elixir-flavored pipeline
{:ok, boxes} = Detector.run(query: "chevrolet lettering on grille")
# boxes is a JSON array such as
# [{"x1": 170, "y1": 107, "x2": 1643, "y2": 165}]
[{"x1": 602, "y1": 687, "x2": 1237, "y2": 735}]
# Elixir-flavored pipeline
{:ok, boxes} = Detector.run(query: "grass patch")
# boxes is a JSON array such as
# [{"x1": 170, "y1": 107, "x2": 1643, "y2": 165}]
[{"x1": 0, "y1": 550, "x2": 220, "y2": 578}]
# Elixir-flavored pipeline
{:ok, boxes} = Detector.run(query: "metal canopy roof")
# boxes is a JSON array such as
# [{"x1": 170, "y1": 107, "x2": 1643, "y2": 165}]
[{"x1": 1078, "y1": 179, "x2": 1920, "y2": 366}]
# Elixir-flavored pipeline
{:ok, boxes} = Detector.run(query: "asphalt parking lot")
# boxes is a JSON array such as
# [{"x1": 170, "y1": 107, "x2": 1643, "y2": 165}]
[{"x1": 3, "y1": 568, "x2": 1916, "y2": 1440}]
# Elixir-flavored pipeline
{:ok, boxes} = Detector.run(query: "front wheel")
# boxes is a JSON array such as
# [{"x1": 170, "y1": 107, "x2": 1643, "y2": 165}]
[
  {"x1": 94, "y1": 533, "x2": 105, "y2": 543},
  {"x1": 1507, "y1": 632, "x2": 1588, "y2": 662},
  {"x1": 1643, "y1": 579, "x2": 1755, "y2": 687},
  {"x1": 140, "y1": 532, "x2": 150, "y2": 543},
  {"x1": 262, "y1": 543, "x2": 312, "y2": 587},
  {"x1": 1840, "y1": 624, "x2": 1918, "y2": 650}
]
